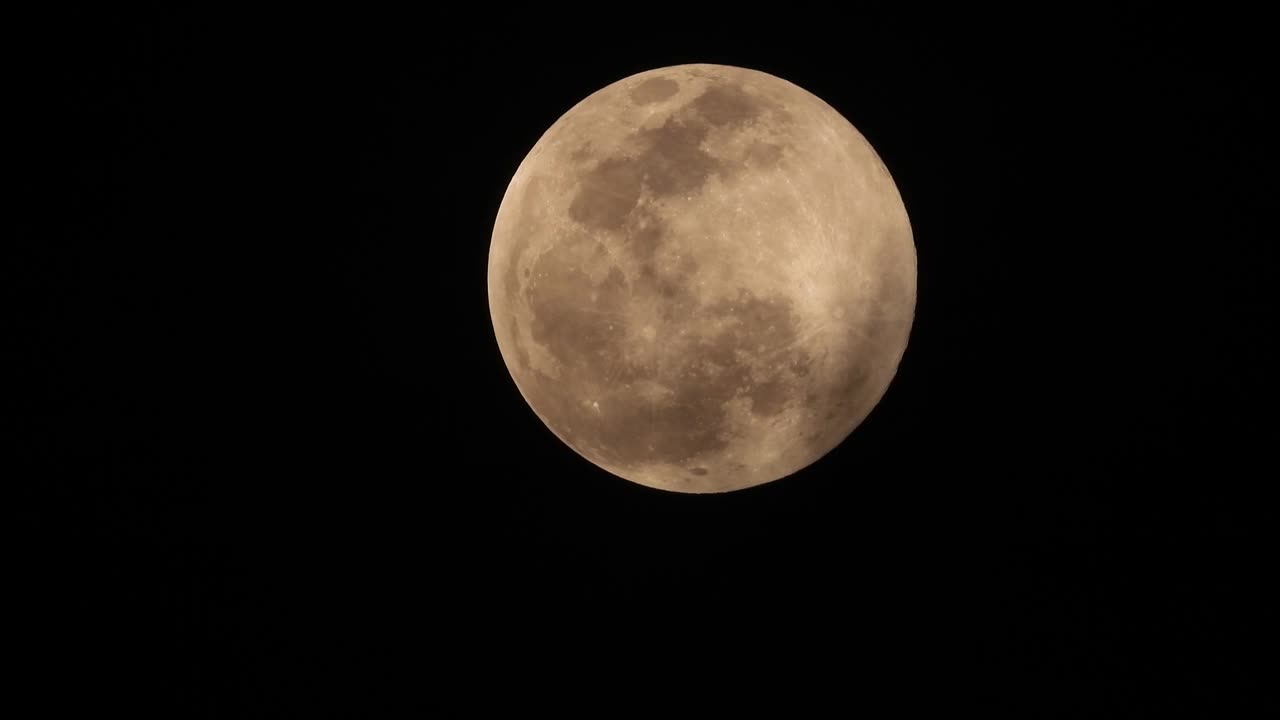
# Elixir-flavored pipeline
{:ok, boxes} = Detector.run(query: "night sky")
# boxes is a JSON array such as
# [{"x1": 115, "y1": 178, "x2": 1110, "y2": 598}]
[{"x1": 15, "y1": 9, "x2": 1272, "y2": 715}]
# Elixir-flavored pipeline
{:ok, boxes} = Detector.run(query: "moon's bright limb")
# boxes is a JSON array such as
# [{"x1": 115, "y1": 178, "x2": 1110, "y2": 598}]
[{"x1": 488, "y1": 64, "x2": 916, "y2": 493}]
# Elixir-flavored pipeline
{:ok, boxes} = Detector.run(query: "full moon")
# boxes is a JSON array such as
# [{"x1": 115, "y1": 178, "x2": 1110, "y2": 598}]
[{"x1": 488, "y1": 64, "x2": 916, "y2": 493}]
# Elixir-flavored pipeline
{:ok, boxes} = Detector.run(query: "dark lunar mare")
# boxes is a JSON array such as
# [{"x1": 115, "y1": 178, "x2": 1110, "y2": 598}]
[{"x1": 514, "y1": 77, "x2": 816, "y2": 472}]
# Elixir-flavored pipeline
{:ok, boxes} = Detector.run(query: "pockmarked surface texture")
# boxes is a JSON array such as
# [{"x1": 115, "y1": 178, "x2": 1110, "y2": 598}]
[{"x1": 488, "y1": 64, "x2": 916, "y2": 493}]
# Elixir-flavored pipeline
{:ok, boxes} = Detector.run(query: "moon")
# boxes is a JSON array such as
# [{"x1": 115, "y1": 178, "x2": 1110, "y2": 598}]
[{"x1": 488, "y1": 64, "x2": 916, "y2": 493}]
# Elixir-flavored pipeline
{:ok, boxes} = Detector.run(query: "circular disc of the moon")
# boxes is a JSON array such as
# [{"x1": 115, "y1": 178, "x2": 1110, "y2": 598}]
[{"x1": 488, "y1": 64, "x2": 916, "y2": 493}]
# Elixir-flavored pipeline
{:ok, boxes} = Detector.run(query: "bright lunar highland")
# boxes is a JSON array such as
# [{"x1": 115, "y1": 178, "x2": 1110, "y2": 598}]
[{"x1": 488, "y1": 64, "x2": 916, "y2": 493}]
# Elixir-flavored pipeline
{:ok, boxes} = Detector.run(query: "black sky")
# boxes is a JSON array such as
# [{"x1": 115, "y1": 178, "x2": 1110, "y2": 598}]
[{"x1": 14, "y1": 9, "x2": 1273, "y2": 715}]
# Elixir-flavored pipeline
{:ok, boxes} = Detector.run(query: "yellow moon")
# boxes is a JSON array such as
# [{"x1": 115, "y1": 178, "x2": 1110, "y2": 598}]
[{"x1": 488, "y1": 64, "x2": 916, "y2": 493}]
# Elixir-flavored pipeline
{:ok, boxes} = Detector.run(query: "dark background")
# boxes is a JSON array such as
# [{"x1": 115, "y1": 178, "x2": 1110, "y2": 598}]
[{"x1": 14, "y1": 8, "x2": 1273, "y2": 715}]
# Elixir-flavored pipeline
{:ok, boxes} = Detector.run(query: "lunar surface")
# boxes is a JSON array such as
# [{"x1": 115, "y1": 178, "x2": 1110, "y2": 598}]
[{"x1": 488, "y1": 64, "x2": 916, "y2": 493}]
